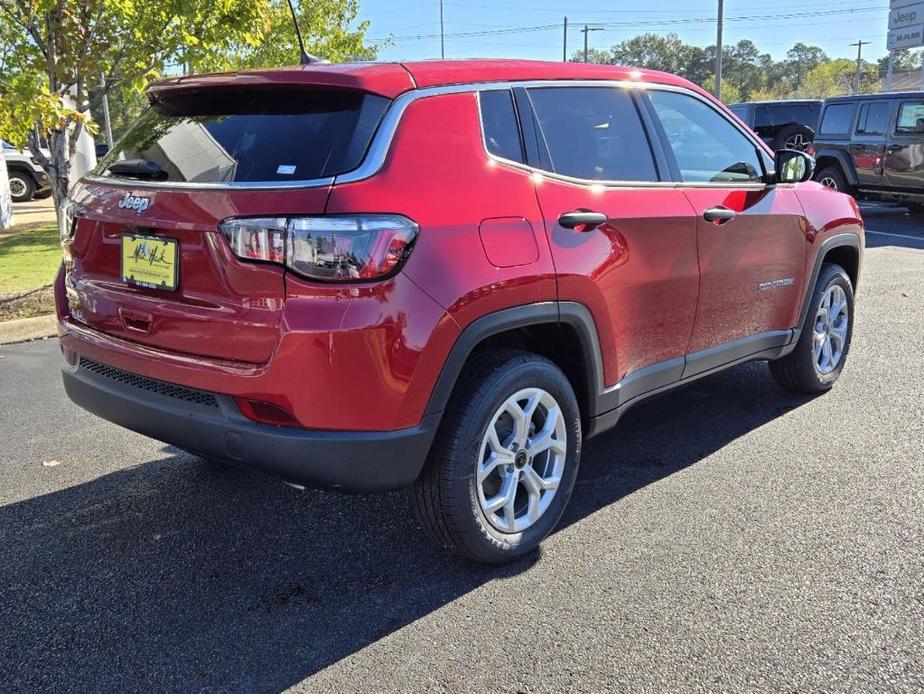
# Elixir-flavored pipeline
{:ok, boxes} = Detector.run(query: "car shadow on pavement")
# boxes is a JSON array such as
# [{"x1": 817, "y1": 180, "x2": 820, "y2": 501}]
[{"x1": 0, "y1": 361, "x2": 814, "y2": 692}]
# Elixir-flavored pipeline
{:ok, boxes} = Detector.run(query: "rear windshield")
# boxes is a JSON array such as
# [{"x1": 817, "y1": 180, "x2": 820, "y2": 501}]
[{"x1": 95, "y1": 88, "x2": 390, "y2": 184}]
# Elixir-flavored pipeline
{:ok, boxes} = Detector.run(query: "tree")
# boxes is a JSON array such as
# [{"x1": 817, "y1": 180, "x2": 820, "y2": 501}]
[
  {"x1": 0, "y1": 0, "x2": 376, "y2": 216},
  {"x1": 796, "y1": 59, "x2": 880, "y2": 99},
  {"x1": 204, "y1": 0, "x2": 376, "y2": 71}
]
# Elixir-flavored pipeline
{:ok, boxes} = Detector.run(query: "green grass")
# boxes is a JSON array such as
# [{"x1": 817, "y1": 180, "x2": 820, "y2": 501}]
[{"x1": 0, "y1": 223, "x2": 61, "y2": 295}]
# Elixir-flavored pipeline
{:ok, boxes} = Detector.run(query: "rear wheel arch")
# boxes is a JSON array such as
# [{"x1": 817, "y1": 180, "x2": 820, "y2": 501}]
[
  {"x1": 812, "y1": 151, "x2": 857, "y2": 188},
  {"x1": 423, "y1": 302, "x2": 605, "y2": 425}
]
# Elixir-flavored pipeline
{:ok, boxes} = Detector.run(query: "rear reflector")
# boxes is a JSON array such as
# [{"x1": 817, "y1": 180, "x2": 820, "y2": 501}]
[{"x1": 235, "y1": 397, "x2": 301, "y2": 428}]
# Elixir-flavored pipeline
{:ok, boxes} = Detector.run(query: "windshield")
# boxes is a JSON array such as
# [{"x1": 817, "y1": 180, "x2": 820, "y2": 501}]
[{"x1": 95, "y1": 88, "x2": 390, "y2": 184}]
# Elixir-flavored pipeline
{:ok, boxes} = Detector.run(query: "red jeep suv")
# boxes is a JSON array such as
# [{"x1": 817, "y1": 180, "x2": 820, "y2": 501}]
[{"x1": 56, "y1": 60, "x2": 864, "y2": 563}]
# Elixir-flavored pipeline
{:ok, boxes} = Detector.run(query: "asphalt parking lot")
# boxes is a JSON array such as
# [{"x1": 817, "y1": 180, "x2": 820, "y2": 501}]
[{"x1": 1, "y1": 204, "x2": 922, "y2": 692}]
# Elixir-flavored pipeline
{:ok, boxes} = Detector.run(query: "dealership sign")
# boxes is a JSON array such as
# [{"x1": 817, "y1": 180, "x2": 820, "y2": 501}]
[
  {"x1": 888, "y1": 1, "x2": 924, "y2": 50},
  {"x1": 888, "y1": 24, "x2": 924, "y2": 50},
  {"x1": 889, "y1": 2, "x2": 924, "y2": 29}
]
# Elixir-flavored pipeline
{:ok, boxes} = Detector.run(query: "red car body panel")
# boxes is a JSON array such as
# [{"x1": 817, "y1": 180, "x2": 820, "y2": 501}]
[
  {"x1": 531, "y1": 183, "x2": 699, "y2": 385},
  {"x1": 56, "y1": 60, "x2": 864, "y2": 492}
]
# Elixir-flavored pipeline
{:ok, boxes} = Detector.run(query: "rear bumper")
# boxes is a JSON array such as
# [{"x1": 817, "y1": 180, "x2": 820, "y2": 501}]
[{"x1": 62, "y1": 356, "x2": 440, "y2": 492}]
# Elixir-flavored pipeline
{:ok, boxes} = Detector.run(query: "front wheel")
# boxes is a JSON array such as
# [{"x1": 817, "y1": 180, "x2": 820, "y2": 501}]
[
  {"x1": 8, "y1": 173, "x2": 35, "y2": 203},
  {"x1": 770, "y1": 263, "x2": 854, "y2": 393},
  {"x1": 815, "y1": 166, "x2": 849, "y2": 195},
  {"x1": 412, "y1": 349, "x2": 582, "y2": 564}
]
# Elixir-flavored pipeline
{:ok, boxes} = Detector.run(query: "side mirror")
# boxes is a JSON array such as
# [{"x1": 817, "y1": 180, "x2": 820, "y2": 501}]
[{"x1": 775, "y1": 149, "x2": 815, "y2": 184}]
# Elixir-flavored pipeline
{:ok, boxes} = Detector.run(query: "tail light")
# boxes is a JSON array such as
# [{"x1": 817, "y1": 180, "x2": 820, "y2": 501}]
[{"x1": 219, "y1": 215, "x2": 418, "y2": 282}]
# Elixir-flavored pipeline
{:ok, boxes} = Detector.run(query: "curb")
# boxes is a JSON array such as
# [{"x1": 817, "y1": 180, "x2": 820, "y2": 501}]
[{"x1": 0, "y1": 314, "x2": 57, "y2": 346}]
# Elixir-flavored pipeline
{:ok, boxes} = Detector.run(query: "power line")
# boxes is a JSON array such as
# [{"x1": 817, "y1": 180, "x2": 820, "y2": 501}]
[{"x1": 368, "y1": 6, "x2": 886, "y2": 43}]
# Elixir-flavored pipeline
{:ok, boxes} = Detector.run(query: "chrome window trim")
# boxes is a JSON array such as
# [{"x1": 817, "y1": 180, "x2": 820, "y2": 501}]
[
  {"x1": 84, "y1": 78, "x2": 774, "y2": 191},
  {"x1": 471, "y1": 82, "x2": 773, "y2": 190}
]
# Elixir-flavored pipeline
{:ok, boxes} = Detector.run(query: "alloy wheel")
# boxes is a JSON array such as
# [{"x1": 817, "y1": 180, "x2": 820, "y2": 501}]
[
  {"x1": 476, "y1": 387, "x2": 567, "y2": 534},
  {"x1": 813, "y1": 284, "x2": 849, "y2": 375},
  {"x1": 8, "y1": 177, "x2": 26, "y2": 198},
  {"x1": 784, "y1": 133, "x2": 810, "y2": 151},
  {"x1": 820, "y1": 176, "x2": 838, "y2": 191}
]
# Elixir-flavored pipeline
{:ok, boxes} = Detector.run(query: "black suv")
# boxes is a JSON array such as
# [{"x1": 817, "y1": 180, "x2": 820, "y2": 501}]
[
  {"x1": 728, "y1": 100, "x2": 821, "y2": 151},
  {"x1": 809, "y1": 92, "x2": 924, "y2": 213}
]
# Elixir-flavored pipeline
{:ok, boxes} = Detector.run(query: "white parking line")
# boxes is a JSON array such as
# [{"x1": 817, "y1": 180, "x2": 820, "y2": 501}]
[{"x1": 865, "y1": 230, "x2": 924, "y2": 242}]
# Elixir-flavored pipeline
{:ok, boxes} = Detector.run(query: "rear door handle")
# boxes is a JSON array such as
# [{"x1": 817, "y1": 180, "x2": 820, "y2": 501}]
[
  {"x1": 703, "y1": 206, "x2": 736, "y2": 224},
  {"x1": 558, "y1": 210, "x2": 608, "y2": 231}
]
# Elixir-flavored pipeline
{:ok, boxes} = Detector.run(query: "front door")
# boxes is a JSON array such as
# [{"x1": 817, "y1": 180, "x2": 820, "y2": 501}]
[
  {"x1": 521, "y1": 85, "x2": 700, "y2": 406},
  {"x1": 850, "y1": 100, "x2": 892, "y2": 188},
  {"x1": 642, "y1": 88, "x2": 807, "y2": 373}
]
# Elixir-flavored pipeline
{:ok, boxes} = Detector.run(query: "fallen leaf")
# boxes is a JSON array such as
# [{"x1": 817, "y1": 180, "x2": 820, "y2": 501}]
[{"x1": 42, "y1": 459, "x2": 61, "y2": 467}]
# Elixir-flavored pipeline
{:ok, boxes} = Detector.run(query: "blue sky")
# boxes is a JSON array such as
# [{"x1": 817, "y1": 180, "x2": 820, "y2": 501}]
[{"x1": 357, "y1": 0, "x2": 893, "y2": 63}]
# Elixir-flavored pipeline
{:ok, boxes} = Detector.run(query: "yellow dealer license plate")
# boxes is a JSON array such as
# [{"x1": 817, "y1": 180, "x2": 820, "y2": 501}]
[{"x1": 121, "y1": 234, "x2": 178, "y2": 291}]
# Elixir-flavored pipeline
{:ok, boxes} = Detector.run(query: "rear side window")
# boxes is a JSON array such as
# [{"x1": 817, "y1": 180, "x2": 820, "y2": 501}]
[
  {"x1": 647, "y1": 90, "x2": 764, "y2": 184},
  {"x1": 856, "y1": 102, "x2": 891, "y2": 136},
  {"x1": 96, "y1": 88, "x2": 390, "y2": 183},
  {"x1": 526, "y1": 86, "x2": 658, "y2": 182},
  {"x1": 818, "y1": 103, "x2": 857, "y2": 136},
  {"x1": 896, "y1": 101, "x2": 924, "y2": 135},
  {"x1": 480, "y1": 90, "x2": 525, "y2": 164}
]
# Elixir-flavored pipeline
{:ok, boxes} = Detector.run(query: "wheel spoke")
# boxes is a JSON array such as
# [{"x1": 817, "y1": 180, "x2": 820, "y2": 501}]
[
  {"x1": 501, "y1": 471, "x2": 519, "y2": 529},
  {"x1": 829, "y1": 323, "x2": 847, "y2": 351},
  {"x1": 821, "y1": 337, "x2": 834, "y2": 370},
  {"x1": 523, "y1": 464, "x2": 561, "y2": 492},
  {"x1": 527, "y1": 405, "x2": 564, "y2": 457}
]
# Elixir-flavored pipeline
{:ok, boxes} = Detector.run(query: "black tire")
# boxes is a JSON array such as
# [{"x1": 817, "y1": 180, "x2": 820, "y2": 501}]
[
  {"x1": 412, "y1": 349, "x2": 582, "y2": 564},
  {"x1": 814, "y1": 165, "x2": 850, "y2": 194},
  {"x1": 770, "y1": 263, "x2": 854, "y2": 393},
  {"x1": 8, "y1": 172, "x2": 35, "y2": 203},
  {"x1": 772, "y1": 124, "x2": 814, "y2": 152},
  {"x1": 907, "y1": 202, "x2": 924, "y2": 215}
]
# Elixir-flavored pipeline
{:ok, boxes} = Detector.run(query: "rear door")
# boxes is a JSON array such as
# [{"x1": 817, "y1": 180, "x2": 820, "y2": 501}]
[
  {"x1": 521, "y1": 84, "x2": 700, "y2": 402},
  {"x1": 65, "y1": 87, "x2": 389, "y2": 363},
  {"x1": 641, "y1": 88, "x2": 806, "y2": 371},
  {"x1": 850, "y1": 100, "x2": 891, "y2": 188},
  {"x1": 885, "y1": 98, "x2": 924, "y2": 190}
]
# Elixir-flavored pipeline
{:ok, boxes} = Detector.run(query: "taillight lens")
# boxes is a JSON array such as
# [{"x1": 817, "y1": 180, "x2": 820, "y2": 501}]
[
  {"x1": 219, "y1": 217, "x2": 287, "y2": 263},
  {"x1": 219, "y1": 215, "x2": 418, "y2": 282}
]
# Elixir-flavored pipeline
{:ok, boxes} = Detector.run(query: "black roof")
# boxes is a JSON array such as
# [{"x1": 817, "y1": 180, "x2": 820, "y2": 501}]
[
  {"x1": 824, "y1": 91, "x2": 924, "y2": 103},
  {"x1": 728, "y1": 99, "x2": 822, "y2": 107}
]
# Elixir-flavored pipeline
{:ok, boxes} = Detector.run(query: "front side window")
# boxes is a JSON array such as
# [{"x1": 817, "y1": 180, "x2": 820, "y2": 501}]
[
  {"x1": 819, "y1": 103, "x2": 857, "y2": 136},
  {"x1": 479, "y1": 90, "x2": 525, "y2": 164},
  {"x1": 647, "y1": 90, "x2": 764, "y2": 184},
  {"x1": 96, "y1": 88, "x2": 390, "y2": 184},
  {"x1": 526, "y1": 86, "x2": 659, "y2": 182},
  {"x1": 856, "y1": 102, "x2": 891, "y2": 136},
  {"x1": 896, "y1": 101, "x2": 924, "y2": 135}
]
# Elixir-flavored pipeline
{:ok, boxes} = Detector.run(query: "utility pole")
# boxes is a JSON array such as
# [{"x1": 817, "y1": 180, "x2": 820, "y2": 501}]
[
  {"x1": 715, "y1": 0, "x2": 724, "y2": 101},
  {"x1": 440, "y1": 0, "x2": 445, "y2": 59},
  {"x1": 563, "y1": 16, "x2": 568, "y2": 62},
  {"x1": 99, "y1": 73, "x2": 113, "y2": 149},
  {"x1": 850, "y1": 40, "x2": 870, "y2": 94},
  {"x1": 581, "y1": 24, "x2": 603, "y2": 63}
]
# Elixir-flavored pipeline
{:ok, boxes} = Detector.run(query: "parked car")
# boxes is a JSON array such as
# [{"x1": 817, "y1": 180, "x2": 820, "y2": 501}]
[
  {"x1": 56, "y1": 60, "x2": 864, "y2": 563},
  {"x1": 808, "y1": 92, "x2": 924, "y2": 213},
  {"x1": 2, "y1": 140, "x2": 51, "y2": 202},
  {"x1": 727, "y1": 99, "x2": 821, "y2": 151}
]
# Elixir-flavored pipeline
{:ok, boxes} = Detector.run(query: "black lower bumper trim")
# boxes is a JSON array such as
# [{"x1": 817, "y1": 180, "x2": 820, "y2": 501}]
[{"x1": 62, "y1": 361, "x2": 440, "y2": 493}]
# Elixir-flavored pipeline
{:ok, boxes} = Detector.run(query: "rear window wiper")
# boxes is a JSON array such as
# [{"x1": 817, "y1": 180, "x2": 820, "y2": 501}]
[{"x1": 108, "y1": 158, "x2": 168, "y2": 181}]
